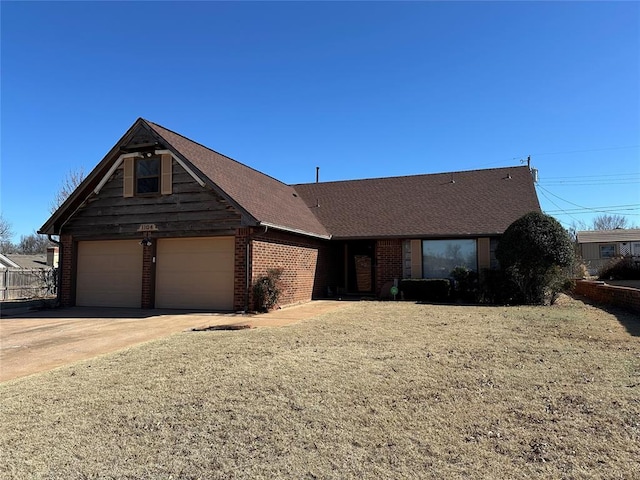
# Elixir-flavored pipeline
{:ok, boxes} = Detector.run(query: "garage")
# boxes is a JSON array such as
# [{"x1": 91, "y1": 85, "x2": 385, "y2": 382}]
[
  {"x1": 155, "y1": 237, "x2": 235, "y2": 310},
  {"x1": 76, "y1": 240, "x2": 143, "y2": 307}
]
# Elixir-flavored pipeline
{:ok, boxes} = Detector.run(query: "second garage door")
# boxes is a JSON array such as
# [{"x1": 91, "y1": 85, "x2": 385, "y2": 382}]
[{"x1": 155, "y1": 237, "x2": 235, "y2": 310}]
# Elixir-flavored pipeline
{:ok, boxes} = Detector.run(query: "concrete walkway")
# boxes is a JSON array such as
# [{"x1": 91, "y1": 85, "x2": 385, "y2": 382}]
[{"x1": 0, "y1": 300, "x2": 348, "y2": 382}]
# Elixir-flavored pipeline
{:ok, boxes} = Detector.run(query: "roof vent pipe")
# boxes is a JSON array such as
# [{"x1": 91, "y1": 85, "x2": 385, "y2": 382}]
[{"x1": 316, "y1": 166, "x2": 319, "y2": 183}]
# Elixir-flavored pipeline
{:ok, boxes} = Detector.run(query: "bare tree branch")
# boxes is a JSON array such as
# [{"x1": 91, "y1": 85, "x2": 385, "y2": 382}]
[
  {"x1": 0, "y1": 214, "x2": 13, "y2": 243},
  {"x1": 591, "y1": 214, "x2": 629, "y2": 230},
  {"x1": 50, "y1": 167, "x2": 86, "y2": 214}
]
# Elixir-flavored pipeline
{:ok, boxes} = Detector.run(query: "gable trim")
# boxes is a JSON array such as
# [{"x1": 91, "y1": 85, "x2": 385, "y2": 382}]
[
  {"x1": 154, "y1": 149, "x2": 206, "y2": 187},
  {"x1": 94, "y1": 152, "x2": 143, "y2": 195},
  {"x1": 93, "y1": 149, "x2": 206, "y2": 197},
  {"x1": 258, "y1": 221, "x2": 332, "y2": 240}
]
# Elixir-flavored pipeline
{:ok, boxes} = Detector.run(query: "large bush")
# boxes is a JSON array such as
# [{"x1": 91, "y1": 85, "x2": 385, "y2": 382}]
[
  {"x1": 495, "y1": 212, "x2": 574, "y2": 305},
  {"x1": 598, "y1": 256, "x2": 640, "y2": 280}
]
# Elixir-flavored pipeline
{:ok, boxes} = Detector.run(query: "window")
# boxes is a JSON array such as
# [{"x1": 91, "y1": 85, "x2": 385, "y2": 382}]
[
  {"x1": 599, "y1": 244, "x2": 616, "y2": 259},
  {"x1": 422, "y1": 239, "x2": 477, "y2": 279},
  {"x1": 136, "y1": 157, "x2": 160, "y2": 194}
]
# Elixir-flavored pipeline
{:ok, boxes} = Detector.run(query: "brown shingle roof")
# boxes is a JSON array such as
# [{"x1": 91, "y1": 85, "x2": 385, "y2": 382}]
[
  {"x1": 145, "y1": 120, "x2": 330, "y2": 238},
  {"x1": 293, "y1": 166, "x2": 541, "y2": 239},
  {"x1": 39, "y1": 118, "x2": 541, "y2": 241}
]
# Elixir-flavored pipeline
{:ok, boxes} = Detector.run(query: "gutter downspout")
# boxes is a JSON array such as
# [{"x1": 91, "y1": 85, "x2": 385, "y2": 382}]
[{"x1": 244, "y1": 225, "x2": 268, "y2": 313}]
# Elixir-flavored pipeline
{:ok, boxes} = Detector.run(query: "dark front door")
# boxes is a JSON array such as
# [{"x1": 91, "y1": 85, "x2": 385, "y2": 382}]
[{"x1": 346, "y1": 240, "x2": 375, "y2": 293}]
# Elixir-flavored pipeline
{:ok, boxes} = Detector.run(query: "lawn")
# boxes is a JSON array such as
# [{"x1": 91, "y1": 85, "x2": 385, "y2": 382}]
[{"x1": 1, "y1": 297, "x2": 638, "y2": 479}]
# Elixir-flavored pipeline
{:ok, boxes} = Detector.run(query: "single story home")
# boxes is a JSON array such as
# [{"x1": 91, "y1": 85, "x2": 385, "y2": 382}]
[
  {"x1": 39, "y1": 118, "x2": 541, "y2": 311},
  {"x1": 0, "y1": 248, "x2": 58, "y2": 270},
  {"x1": 576, "y1": 229, "x2": 640, "y2": 275}
]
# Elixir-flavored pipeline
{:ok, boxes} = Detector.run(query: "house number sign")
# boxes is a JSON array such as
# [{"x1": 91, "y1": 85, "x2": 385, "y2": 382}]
[{"x1": 137, "y1": 224, "x2": 159, "y2": 232}]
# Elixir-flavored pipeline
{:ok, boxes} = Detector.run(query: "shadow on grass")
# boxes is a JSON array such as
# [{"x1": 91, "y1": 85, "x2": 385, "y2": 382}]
[{"x1": 571, "y1": 294, "x2": 640, "y2": 337}]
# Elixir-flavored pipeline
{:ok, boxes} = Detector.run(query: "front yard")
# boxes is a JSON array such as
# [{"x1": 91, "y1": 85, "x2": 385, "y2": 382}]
[{"x1": 1, "y1": 297, "x2": 638, "y2": 479}]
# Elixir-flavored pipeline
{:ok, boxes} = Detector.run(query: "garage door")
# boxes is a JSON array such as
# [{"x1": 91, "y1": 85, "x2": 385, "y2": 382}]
[
  {"x1": 155, "y1": 237, "x2": 234, "y2": 310},
  {"x1": 76, "y1": 240, "x2": 142, "y2": 307}
]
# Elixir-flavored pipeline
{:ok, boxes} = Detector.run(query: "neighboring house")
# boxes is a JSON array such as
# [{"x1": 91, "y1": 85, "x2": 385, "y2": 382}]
[
  {"x1": 0, "y1": 248, "x2": 58, "y2": 300},
  {"x1": 0, "y1": 248, "x2": 59, "y2": 270},
  {"x1": 39, "y1": 118, "x2": 541, "y2": 311},
  {"x1": 576, "y1": 229, "x2": 640, "y2": 275}
]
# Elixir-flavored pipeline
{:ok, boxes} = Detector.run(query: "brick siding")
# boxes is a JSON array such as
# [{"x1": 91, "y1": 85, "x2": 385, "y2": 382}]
[
  {"x1": 574, "y1": 280, "x2": 640, "y2": 314},
  {"x1": 375, "y1": 239, "x2": 403, "y2": 295},
  {"x1": 249, "y1": 230, "x2": 328, "y2": 309},
  {"x1": 59, "y1": 234, "x2": 74, "y2": 307},
  {"x1": 141, "y1": 242, "x2": 155, "y2": 309},
  {"x1": 233, "y1": 228, "x2": 251, "y2": 311}
]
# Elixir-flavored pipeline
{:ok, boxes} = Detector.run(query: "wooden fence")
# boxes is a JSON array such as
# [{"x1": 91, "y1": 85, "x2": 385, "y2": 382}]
[{"x1": 0, "y1": 268, "x2": 57, "y2": 301}]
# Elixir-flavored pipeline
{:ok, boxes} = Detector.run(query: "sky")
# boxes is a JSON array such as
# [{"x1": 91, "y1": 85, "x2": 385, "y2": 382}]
[{"x1": 1, "y1": 1, "x2": 639, "y2": 243}]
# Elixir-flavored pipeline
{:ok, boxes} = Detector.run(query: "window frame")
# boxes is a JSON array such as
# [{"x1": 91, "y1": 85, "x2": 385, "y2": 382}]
[
  {"x1": 135, "y1": 156, "x2": 161, "y2": 196},
  {"x1": 421, "y1": 238, "x2": 478, "y2": 279},
  {"x1": 599, "y1": 244, "x2": 616, "y2": 259}
]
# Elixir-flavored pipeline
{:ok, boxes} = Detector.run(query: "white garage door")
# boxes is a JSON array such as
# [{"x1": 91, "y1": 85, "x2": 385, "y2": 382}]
[
  {"x1": 76, "y1": 240, "x2": 142, "y2": 307},
  {"x1": 155, "y1": 237, "x2": 234, "y2": 310}
]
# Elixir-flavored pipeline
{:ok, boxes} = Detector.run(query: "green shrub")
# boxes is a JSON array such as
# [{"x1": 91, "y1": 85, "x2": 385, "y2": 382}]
[
  {"x1": 598, "y1": 256, "x2": 640, "y2": 280},
  {"x1": 253, "y1": 268, "x2": 283, "y2": 312},
  {"x1": 495, "y1": 212, "x2": 574, "y2": 305},
  {"x1": 477, "y1": 269, "x2": 521, "y2": 304},
  {"x1": 400, "y1": 279, "x2": 450, "y2": 303},
  {"x1": 450, "y1": 266, "x2": 478, "y2": 302}
]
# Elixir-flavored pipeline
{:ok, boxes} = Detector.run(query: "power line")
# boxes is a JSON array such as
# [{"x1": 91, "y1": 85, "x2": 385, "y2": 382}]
[
  {"x1": 546, "y1": 206, "x2": 640, "y2": 215},
  {"x1": 542, "y1": 172, "x2": 640, "y2": 180},
  {"x1": 531, "y1": 145, "x2": 640, "y2": 157},
  {"x1": 536, "y1": 187, "x2": 583, "y2": 224},
  {"x1": 536, "y1": 184, "x2": 640, "y2": 217},
  {"x1": 468, "y1": 145, "x2": 639, "y2": 171},
  {"x1": 538, "y1": 180, "x2": 640, "y2": 187}
]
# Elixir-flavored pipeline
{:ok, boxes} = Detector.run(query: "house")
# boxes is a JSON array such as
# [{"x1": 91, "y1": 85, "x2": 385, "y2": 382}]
[
  {"x1": 0, "y1": 248, "x2": 58, "y2": 301},
  {"x1": 576, "y1": 229, "x2": 640, "y2": 275},
  {"x1": 0, "y1": 247, "x2": 58, "y2": 270},
  {"x1": 39, "y1": 118, "x2": 541, "y2": 311}
]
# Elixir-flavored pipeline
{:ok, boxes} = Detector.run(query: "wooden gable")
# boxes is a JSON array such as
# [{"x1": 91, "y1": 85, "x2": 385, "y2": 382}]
[{"x1": 64, "y1": 158, "x2": 243, "y2": 239}]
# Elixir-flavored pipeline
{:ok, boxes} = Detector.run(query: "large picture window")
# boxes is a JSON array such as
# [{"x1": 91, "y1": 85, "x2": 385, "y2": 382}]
[
  {"x1": 136, "y1": 157, "x2": 160, "y2": 194},
  {"x1": 422, "y1": 239, "x2": 477, "y2": 279}
]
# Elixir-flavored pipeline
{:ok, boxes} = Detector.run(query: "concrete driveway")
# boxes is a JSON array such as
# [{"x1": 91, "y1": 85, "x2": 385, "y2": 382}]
[{"x1": 0, "y1": 300, "x2": 347, "y2": 382}]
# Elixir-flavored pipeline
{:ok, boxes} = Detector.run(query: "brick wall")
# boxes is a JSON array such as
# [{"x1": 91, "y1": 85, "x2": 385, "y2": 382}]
[
  {"x1": 375, "y1": 239, "x2": 403, "y2": 295},
  {"x1": 141, "y1": 242, "x2": 155, "y2": 309},
  {"x1": 574, "y1": 280, "x2": 640, "y2": 314},
  {"x1": 233, "y1": 228, "x2": 251, "y2": 311},
  {"x1": 59, "y1": 234, "x2": 74, "y2": 307},
  {"x1": 250, "y1": 231, "x2": 327, "y2": 308}
]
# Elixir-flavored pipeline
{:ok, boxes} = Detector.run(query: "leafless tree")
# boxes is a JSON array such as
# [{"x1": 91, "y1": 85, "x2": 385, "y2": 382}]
[
  {"x1": 0, "y1": 215, "x2": 15, "y2": 252},
  {"x1": 591, "y1": 214, "x2": 629, "y2": 230},
  {"x1": 50, "y1": 167, "x2": 86, "y2": 214},
  {"x1": 17, "y1": 232, "x2": 52, "y2": 254},
  {"x1": 0, "y1": 214, "x2": 13, "y2": 242}
]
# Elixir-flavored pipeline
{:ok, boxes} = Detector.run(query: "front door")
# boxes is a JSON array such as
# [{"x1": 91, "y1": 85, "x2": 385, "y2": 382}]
[{"x1": 346, "y1": 241, "x2": 375, "y2": 293}]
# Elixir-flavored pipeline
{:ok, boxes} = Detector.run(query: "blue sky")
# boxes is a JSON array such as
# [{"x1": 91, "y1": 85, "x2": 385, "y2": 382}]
[{"x1": 1, "y1": 1, "x2": 639, "y2": 242}]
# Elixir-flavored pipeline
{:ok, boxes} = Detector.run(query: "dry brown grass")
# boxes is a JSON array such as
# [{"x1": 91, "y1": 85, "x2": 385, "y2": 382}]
[{"x1": 1, "y1": 296, "x2": 639, "y2": 479}]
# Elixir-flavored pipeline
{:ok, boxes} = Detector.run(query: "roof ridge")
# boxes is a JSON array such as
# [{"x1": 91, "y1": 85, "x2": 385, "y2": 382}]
[
  {"x1": 143, "y1": 119, "x2": 293, "y2": 189},
  {"x1": 293, "y1": 165, "x2": 529, "y2": 186}
]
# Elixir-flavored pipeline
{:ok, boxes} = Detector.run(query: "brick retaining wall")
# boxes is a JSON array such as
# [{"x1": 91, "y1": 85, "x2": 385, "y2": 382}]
[{"x1": 574, "y1": 280, "x2": 640, "y2": 314}]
